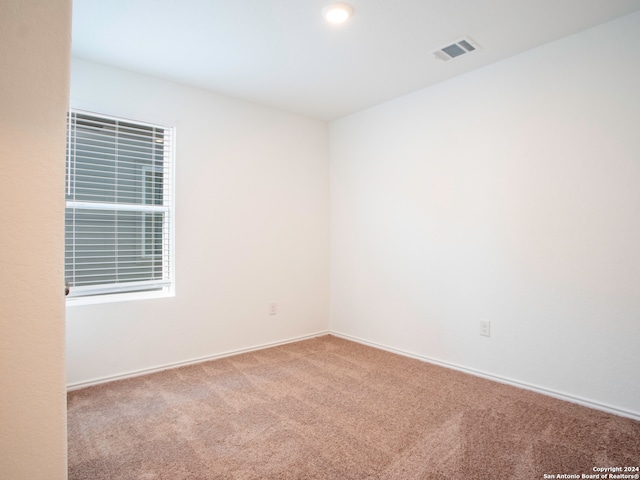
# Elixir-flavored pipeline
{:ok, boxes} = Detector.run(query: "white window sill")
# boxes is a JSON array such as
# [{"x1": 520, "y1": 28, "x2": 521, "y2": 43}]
[{"x1": 66, "y1": 288, "x2": 174, "y2": 307}]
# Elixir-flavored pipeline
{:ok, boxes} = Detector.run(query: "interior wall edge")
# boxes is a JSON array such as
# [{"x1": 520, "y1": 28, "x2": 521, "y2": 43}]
[{"x1": 331, "y1": 331, "x2": 640, "y2": 422}]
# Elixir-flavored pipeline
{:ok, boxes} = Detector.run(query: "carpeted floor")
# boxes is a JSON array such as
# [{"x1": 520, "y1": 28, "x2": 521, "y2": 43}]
[{"x1": 67, "y1": 335, "x2": 640, "y2": 479}]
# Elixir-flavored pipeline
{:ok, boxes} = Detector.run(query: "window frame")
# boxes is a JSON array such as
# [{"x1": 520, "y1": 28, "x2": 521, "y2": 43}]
[{"x1": 64, "y1": 109, "x2": 175, "y2": 304}]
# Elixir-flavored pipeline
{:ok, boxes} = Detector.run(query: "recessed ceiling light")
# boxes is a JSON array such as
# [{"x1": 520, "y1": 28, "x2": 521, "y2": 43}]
[{"x1": 322, "y1": 3, "x2": 354, "y2": 24}]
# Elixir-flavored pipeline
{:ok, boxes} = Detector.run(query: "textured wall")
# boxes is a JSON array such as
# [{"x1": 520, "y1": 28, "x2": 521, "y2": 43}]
[
  {"x1": 0, "y1": 0, "x2": 71, "y2": 478},
  {"x1": 330, "y1": 12, "x2": 640, "y2": 417}
]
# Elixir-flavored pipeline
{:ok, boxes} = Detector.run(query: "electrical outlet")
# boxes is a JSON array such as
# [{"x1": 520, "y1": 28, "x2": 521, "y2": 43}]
[
  {"x1": 269, "y1": 302, "x2": 277, "y2": 315},
  {"x1": 480, "y1": 320, "x2": 491, "y2": 337}
]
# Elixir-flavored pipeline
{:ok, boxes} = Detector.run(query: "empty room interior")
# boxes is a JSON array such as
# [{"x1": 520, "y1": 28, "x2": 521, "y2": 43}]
[{"x1": 2, "y1": 0, "x2": 640, "y2": 479}]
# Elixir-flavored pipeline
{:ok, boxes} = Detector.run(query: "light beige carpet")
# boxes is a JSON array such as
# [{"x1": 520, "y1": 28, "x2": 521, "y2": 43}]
[{"x1": 67, "y1": 335, "x2": 640, "y2": 479}]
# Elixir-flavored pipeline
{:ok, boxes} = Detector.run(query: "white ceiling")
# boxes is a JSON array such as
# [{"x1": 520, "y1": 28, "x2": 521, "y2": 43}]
[{"x1": 72, "y1": 0, "x2": 640, "y2": 121}]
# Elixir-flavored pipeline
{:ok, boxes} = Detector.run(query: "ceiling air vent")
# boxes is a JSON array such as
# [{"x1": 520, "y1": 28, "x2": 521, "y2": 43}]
[{"x1": 433, "y1": 37, "x2": 481, "y2": 62}]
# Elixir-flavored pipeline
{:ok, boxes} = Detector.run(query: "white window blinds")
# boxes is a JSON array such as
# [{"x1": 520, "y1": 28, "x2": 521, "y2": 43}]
[{"x1": 65, "y1": 110, "x2": 174, "y2": 297}]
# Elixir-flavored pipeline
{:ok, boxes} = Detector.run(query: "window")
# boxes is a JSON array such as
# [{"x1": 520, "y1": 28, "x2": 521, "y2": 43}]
[{"x1": 65, "y1": 110, "x2": 174, "y2": 298}]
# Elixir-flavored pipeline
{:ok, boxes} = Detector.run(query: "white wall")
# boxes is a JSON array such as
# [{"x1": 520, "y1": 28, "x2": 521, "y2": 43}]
[
  {"x1": 67, "y1": 59, "x2": 329, "y2": 386},
  {"x1": 0, "y1": 1, "x2": 71, "y2": 478},
  {"x1": 330, "y1": 12, "x2": 640, "y2": 417}
]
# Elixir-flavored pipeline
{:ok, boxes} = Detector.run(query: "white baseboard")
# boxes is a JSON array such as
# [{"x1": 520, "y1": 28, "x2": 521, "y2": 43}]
[
  {"x1": 331, "y1": 331, "x2": 640, "y2": 422},
  {"x1": 66, "y1": 330, "x2": 330, "y2": 391},
  {"x1": 67, "y1": 328, "x2": 640, "y2": 422}
]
